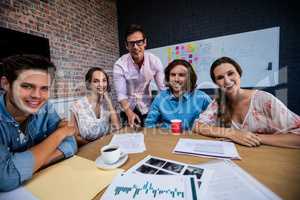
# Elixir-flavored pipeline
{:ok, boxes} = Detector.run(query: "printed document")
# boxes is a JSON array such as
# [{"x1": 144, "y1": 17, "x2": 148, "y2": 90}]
[
  {"x1": 110, "y1": 132, "x2": 146, "y2": 154},
  {"x1": 173, "y1": 138, "x2": 240, "y2": 159},
  {"x1": 197, "y1": 159, "x2": 282, "y2": 200},
  {"x1": 101, "y1": 173, "x2": 200, "y2": 200}
]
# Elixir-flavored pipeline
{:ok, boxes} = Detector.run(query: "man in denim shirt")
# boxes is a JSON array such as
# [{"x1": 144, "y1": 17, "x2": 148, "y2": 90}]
[
  {"x1": 145, "y1": 59, "x2": 211, "y2": 130},
  {"x1": 0, "y1": 55, "x2": 77, "y2": 191}
]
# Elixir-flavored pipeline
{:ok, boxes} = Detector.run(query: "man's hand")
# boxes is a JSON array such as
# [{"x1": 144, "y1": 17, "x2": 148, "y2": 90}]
[
  {"x1": 57, "y1": 120, "x2": 76, "y2": 137},
  {"x1": 126, "y1": 109, "x2": 141, "y2": 127}
]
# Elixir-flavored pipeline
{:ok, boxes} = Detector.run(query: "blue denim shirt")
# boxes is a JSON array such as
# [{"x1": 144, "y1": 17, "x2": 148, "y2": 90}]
[
  {"x1": 145, "y1": 89, "x2": 212, "y2": 130},
  {"x1": 0, "y1": 94, "x2": 77, "y2": 191}
]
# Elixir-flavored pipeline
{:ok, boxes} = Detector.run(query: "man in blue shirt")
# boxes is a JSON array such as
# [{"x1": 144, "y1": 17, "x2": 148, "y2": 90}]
[
  {"x1": 145, "y1": 59, "x2": 211, "y2": 130},
  {"x1": 0, "y1": 55, "x2": 77, "y2": 191}
]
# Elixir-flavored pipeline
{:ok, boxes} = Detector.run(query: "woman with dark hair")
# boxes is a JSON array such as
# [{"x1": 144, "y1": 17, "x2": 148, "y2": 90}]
[
  {"x1": 145, "y1": 59, "x2": 211, "y2": 130},
  {"x1": 71, "y1": 67, "x2": 120, "y2": 146},
  {"x1": 193, "y1": 57, "x2": 300, "y2": 148}
]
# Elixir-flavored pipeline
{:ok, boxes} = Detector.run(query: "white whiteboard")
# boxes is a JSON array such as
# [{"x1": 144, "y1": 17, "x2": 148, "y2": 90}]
[{"x1": 148, "y1": 27, "x2": 280, "y2": 89}]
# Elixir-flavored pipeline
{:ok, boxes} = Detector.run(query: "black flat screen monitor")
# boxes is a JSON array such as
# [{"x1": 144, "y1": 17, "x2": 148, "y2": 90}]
[
  {"x1": 0, "y1": 27, "x2": 50, "y2": 60},
  {"x1": 0, "y1": 27, "x2": 50, "y2": 90}
]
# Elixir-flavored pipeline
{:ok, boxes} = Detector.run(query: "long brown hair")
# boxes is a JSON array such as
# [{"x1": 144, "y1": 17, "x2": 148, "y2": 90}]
[
  {"x1": 210, "y1": 57, "x2": 243, "y2": 127},
  {"x1": 164, "y1": 59, "x2": 197, "y2": 92}
]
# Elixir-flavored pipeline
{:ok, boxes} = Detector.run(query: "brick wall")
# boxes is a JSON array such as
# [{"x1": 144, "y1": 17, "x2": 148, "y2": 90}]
[{"x1": 0, "y1": 0, "x2": 119, "y2": 98}]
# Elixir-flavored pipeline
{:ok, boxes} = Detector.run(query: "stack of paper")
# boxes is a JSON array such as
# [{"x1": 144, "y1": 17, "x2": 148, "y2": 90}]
[
  {"x1": 110, "y1": 132, "x2": 146, "y2": 154},
  {"x1": 101, "y1": 173, "x2": 201, "y2": 200},
  {"x1": 173, "y1": 138, "x2": 240, "y2": 159},
  {"x1": 197, "y1": 160, "x2": 282, "y2": 200}
]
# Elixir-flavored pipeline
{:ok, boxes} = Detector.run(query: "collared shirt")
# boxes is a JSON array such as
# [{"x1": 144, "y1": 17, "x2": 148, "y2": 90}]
[
  {"x1": 145, "y1": 89, "x2": 212, "y2": 130},
  {"x1": 113, "y1": 51, "x2": 165, "y2": 114},
  {"x1": 0, "y1": 94, "x2": 77, "y2": 191}
]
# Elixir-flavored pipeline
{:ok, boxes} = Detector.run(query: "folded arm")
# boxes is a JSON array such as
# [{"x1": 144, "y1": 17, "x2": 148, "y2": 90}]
[
  {"x1": 0, "y1": 121, "x2": 76, "y2": 191},
  {"x1": 257, "y1": 133, "x2": 300, "y2": 148},
  {"x1": 192, "y1": 121, "x2": 261, "y2": 147},
  {"x1": 0, "y1": 146, "x2": 35, "y2": 191},
  {"x1": 29, "y1": 121, "x2": 76, "y2": 172}
]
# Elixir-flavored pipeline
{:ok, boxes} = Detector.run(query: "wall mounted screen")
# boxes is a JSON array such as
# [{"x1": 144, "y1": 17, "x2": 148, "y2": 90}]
[{"x1": 148, "y1": 27, "x2": 279, "y2": 89}]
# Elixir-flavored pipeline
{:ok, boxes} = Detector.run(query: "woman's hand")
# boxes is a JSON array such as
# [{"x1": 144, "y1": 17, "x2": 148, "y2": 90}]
[
  {"x1": 103, "y1": 92, "x2": 121, "y2": 130},
  {"x1": 103, "y1": 92, "x2": 111, "y2": 102},
  {"x1": 227, "y1": 130, "x2": 261, "y2": 147}
]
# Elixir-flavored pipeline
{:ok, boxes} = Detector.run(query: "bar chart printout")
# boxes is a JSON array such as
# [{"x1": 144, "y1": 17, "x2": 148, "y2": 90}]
[{"x1": 100, "y1": 174, "x2": 200, "y2": 200}]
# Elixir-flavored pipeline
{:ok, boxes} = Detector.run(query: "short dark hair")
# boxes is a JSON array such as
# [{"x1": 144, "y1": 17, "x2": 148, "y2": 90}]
[
  {"x1": 210, "y1": 56, "x2": 242, "y2": 83},
  {"x1": 124, "y1": 24, "x2": 146, "y2": 41},
  {"x1": 1, "y1": 54, "x2": 56, "y2": 84},
  {"x1": 85, "y1": 67, "x2": 111, "y2": 92},
  {"x1": 164, "y1": 59, "x2": 198, "y2": 92}
]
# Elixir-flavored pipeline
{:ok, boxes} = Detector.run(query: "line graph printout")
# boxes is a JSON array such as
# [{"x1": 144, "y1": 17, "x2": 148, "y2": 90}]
[
  {"x1": 124, "y1": 155, "x2": 213, "y2": 198},
  {"x1": 100, "y1": 174, "x2": 200, "y2": 200},
  {"x1": 126, "y1": 155, "x2": 213, "y2": 189}
]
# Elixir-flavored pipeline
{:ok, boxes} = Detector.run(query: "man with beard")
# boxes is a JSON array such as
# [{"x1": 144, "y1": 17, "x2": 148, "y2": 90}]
[{"x1": 113, "y1": 24, "x2": 165, "y2": 128}]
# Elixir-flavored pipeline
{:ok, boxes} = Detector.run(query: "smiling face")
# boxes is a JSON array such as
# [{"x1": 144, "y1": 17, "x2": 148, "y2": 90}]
[
  {"x1": 4, "y1": 69, "x2": 51, "y2": 116},
  {"x1": 169, "y1": 64, "x2": 188, "y2": 95},
  {"x1": 213, "y1": 63, "x2": 241, "y2": 98},
  {"x1": 89, "y1": 70, "x2": 108, "y2": 96},
  {"x1": 126, "y1": 31, "x2": 147, "y2": 65}
]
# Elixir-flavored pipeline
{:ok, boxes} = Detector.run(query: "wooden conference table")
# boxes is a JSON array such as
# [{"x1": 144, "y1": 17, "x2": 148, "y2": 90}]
[{"x1": 76, "y1": 128, "x2": 300, "y2": 200}]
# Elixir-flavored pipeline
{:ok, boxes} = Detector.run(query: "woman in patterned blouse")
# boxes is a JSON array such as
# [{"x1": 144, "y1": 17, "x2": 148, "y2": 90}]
[
  {"x1": 193, "y1": 57, "x2": 300, "y2": 148},
  {"x1": 71, "y1": 67, "x2": 120, "y2": 146}
]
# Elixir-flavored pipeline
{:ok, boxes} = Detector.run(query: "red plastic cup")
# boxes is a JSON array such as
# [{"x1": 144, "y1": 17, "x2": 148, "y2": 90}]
[{"x1": 171, "y1": 119, "x2": 182, "y2": 134}]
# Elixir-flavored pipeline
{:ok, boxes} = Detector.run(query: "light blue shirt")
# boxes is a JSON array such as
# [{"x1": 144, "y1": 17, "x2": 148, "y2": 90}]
[
  {"x1": 145, "y1": 89, "x2": 212, "y2": 130},
  {"x1": 0, "y1": 94, "x2": 77, "y2": 191}
]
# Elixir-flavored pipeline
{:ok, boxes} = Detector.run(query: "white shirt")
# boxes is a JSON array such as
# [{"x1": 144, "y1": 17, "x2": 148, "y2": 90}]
[{"x1": 71, "y1": 96, "x2": 110, "y2": 141}]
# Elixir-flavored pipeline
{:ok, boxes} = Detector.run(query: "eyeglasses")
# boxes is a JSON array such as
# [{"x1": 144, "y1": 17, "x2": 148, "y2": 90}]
[{"x1": 126, "y1": 39, "x2": 145, "y2": 47}]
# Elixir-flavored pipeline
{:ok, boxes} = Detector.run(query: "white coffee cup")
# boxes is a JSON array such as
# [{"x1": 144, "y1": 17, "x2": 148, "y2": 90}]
[{"x1": 101, "y1": 144, "x2": 123, "y2": 164}]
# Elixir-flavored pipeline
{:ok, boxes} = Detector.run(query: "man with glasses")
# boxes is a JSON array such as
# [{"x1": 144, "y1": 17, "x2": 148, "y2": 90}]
[{"x1": 113, "y1": 24, "x2": 165, "y2": 128}]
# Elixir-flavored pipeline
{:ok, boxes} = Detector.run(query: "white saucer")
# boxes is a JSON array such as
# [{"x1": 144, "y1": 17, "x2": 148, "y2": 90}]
[{"x1": 95, "y1": 153, "x2": 128, "y2": 170}]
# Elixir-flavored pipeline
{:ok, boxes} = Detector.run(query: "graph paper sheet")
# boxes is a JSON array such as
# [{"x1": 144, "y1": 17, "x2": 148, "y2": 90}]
[{"x1": 100, "y1": 173, "x2": 200, "y2": 200}]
